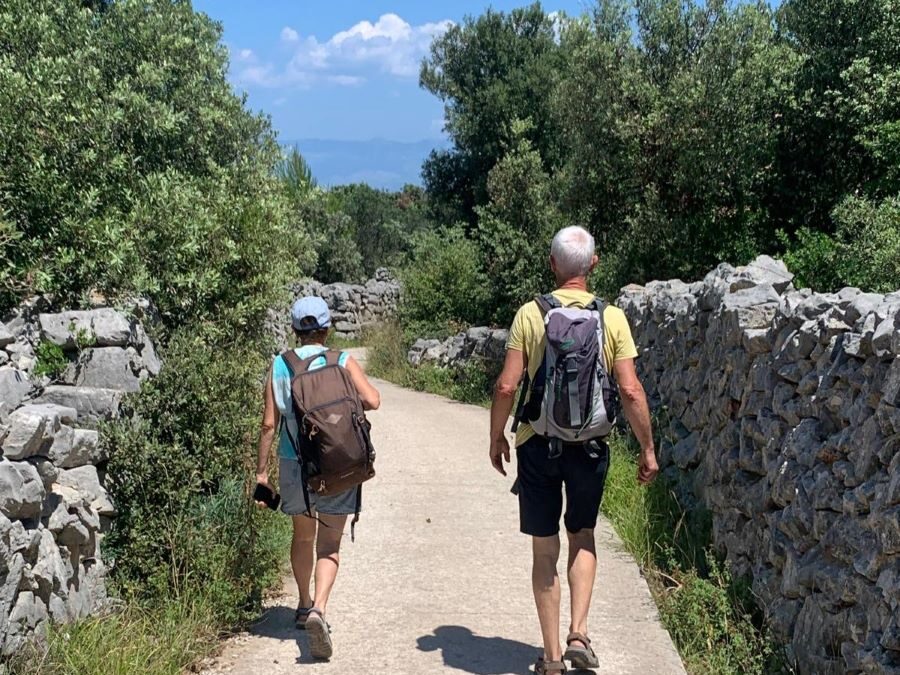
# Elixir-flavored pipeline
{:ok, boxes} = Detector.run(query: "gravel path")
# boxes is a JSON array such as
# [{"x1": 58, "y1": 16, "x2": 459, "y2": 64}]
[{"x1": 198, "y1": 372, "x2": 685, "y2": 675}]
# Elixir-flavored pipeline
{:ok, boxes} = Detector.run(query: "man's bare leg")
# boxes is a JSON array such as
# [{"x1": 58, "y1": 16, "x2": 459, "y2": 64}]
[
  {"x1": 291, "y1": 514, "x2": 316, "y2": 608},
  {"x1": 532, "y1": 534, "x2": 563, "y2": 662},
  {"x1": 566, "y1": 527, "x2": 597, "y2": 648},
  {"x1": 312, "y1": 513, "x2": 348, "y2": 613}
]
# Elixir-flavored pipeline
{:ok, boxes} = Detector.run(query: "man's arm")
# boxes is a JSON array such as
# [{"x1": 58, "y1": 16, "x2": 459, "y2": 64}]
[
  {"x1": 489, "y1": 348, "x2": 526, "y2": 475},
  {"x1": 255, "y1": 368, "x2": 280, "y2": 493},
  {"x1": 613, "y1": 357, "x2": 659, "y2": 484}
]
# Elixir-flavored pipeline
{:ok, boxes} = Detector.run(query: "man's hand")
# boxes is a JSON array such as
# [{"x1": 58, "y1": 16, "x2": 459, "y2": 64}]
[
  {"x1": 254, "y1": 472, "x2": 272, "y2": 509},
  {"x1": 638, "y1": 447, "x2": 659, "y2": 485},
  {"x1": 490, "y1": 435, "x2": 511, "y2": 476}
]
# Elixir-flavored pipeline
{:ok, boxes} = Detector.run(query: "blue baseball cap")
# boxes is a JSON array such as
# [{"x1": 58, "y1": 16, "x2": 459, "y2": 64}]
[{"x1": 291, "y1": 296, "x2": 331, "y2": 332}]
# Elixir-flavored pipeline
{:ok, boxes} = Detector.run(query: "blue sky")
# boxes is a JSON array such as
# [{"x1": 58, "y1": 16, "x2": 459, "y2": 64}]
[{"x1": 193, "y1": 1, "x2": 592, "y2": 143}]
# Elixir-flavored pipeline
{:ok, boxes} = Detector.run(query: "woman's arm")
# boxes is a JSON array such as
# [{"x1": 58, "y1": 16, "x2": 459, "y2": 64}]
[
  {"x1": 345, "y1": 356, "x2": 381, "y2": 410},
  {"x1": 255, "y1": 366, "x2": 280, "y2": 489}
]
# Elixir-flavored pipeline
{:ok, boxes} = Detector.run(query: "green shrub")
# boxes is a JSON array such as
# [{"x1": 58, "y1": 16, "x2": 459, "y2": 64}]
[
  {"x1": 399, "y1": 226, "x2": 491, "y2": 336},
  {"x1": 102, "y1": 324, "x2": 283, "y2": 612},
  {"x1": 779, "y1": 227, "x2": 845, "y2": 293},
  {"x1": 661, "y1": 561, "x2": 779, "y2": 675},
  {"x1": 311, "y1": 209, "x2": 366, "y2": 284},
  {"x1": 781, "y1": 195, "x2": 900, "y2": 292},
  {"x1": 33, "y1": 341, "x2": 69, "y2": 380},
  {"x1": 363, "y1": 322, "x2": 411, "y2": 384},
  {"x1": 0, "y1": 0, "x2": 314, "y2": 325},
  {"x1": 832, "y1": 195, "x2": 900, "y2": 292},
  {"x1": 474, "y1": 120, "x2": 562, "y2": 325}
]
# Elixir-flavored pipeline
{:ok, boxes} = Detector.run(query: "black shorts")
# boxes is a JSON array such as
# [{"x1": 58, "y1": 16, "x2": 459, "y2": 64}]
[{"x1": 515, "y1": 435, "x2": 610, "y2": 537}]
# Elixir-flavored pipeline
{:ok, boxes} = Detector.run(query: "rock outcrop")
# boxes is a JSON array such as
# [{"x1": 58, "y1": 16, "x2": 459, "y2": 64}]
[
  {"x1": 0, "y1": 300, "x2": 159, "y2": 655},
  {"x1": 618, "y1": 256, "x2": 900, "y2": 673}
]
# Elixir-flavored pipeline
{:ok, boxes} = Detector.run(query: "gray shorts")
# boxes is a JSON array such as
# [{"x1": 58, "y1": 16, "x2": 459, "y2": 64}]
[{"x1": 278, "y1": 458, "x2": 359, "y2": 516}]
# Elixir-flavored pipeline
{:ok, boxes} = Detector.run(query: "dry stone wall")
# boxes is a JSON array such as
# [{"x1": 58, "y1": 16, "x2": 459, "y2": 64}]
[
  {"x1": 407, "y1": 326, "x2": 509, "y2": 369},
  {"x1": 618, "y1": 256, "x2": 900, "y2": 674},
  {"x1": 0, "y1": 298, "x2": 160, "y2": 655},
  {"x1": 271, "y1": 269, "x2": 400, "y2": 346}
]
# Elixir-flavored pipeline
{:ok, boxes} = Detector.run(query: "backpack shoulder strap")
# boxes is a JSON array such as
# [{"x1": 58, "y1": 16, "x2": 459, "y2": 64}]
[
  {"x1": 281, "y1": 349, "x2": 303, "y2": 376},
  {"x1": 534, "y1": 294, "x2": 561, "y2": 316},
  {"x1": 323, "y1": 350, "x2": 344, "y2": 367},
  {"x1": 588, "y1": 297, "x2": 611, "y2": 372},
  {"x1": 588, "y1": 296, "x2": 607, "y2": 315}
]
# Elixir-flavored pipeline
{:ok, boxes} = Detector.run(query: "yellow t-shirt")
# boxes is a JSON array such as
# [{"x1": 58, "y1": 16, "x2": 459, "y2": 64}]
[{"x1": 506, "y1": 289, "x2": 638, "y2": 447}]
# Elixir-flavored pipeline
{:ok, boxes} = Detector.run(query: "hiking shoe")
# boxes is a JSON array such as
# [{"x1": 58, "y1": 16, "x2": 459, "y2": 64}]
[{"x1": 305, "y1": 608, "x2": 333, "y2": 659}]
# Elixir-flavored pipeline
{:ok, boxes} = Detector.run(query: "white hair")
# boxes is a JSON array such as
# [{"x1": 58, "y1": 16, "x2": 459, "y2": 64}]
[{"x1": 550, "y1": 226, "x2": 596, "y2": 279}]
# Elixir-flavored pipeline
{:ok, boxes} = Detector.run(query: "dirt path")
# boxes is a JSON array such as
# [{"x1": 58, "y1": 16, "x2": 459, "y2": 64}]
[{"x1": 198, "y1": 372, "x2": 685, "y2": 675}]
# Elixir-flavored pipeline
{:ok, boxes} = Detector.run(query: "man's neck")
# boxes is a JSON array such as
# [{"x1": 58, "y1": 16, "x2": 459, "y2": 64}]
[{"x1": 556, "y1": 277, "x2": 590, "y2": 292}]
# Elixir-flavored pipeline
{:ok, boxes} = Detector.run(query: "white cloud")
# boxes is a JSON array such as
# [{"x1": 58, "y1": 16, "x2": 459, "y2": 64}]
[
  {"x1": 234, "y1": 13, "x2": 453, "y2": 90},
  {"x1": 238, "y1": 48, "x2": 255, "y2": 61},
  {"x1": 328, "y1": 75, "x2": 365, "y2": 86}
]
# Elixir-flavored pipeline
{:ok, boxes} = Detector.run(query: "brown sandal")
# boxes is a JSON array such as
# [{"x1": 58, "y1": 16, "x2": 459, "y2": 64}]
[
  {"x1": 564, "y1": 632, "x2": 599, "y2": 669},
  {"x1": 535, "y1": 656, "x2": 567, "y2": 674}
]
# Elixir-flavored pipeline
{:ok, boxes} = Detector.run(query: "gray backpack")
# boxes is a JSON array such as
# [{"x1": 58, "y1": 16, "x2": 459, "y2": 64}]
[{"x1": 513, "y1": 295, "x2": 619, "y2": 444}]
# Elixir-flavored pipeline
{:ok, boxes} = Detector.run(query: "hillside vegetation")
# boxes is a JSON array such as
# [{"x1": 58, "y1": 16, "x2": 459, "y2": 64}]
[{"x1": 402, "y1": 0, "x2": 900, "y2": 332}]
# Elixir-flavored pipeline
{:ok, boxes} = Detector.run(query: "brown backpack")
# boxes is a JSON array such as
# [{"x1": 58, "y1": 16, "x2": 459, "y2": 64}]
[{"x1": 281, "y1": 349, "x2": 376, "y2": 536}]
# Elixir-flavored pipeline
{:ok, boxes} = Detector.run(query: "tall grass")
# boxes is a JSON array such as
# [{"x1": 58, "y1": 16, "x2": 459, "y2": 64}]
[
  {"x1": 11, "y1": 596, "x2": 219, "y2": 675},
  {"x1": 603, "y1": 436, "x2": 788, "y2": 675}
]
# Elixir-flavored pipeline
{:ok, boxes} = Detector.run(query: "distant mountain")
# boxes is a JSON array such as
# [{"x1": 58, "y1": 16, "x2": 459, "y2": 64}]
[{"x1": 283, "y1": 138, "x2": 450, "y2": 190}]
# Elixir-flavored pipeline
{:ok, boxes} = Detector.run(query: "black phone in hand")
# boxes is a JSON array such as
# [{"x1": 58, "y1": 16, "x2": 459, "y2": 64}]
[{"x1": 253, "y1": 483, "x2": 281, "y2": 511}]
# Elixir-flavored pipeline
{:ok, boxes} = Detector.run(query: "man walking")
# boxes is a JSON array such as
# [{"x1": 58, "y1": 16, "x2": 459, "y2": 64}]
[{"x1": 489, "y1": 226, "x2": 659, "y2": 674}]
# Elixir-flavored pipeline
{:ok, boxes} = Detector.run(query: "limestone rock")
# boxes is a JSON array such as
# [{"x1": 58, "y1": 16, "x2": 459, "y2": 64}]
[
  {"x1": 31, "y1": 529, "x2": 66, "y2": 603},
  {"x1": 140, "y1": 339, "x2": 162, "y2": 377},
  {"x1": 52, "y1": 428, "x2": 103, "y2": 468},
  {"x1": 0, "y1": 407, "x2": 46, "y2": 460},
  {"x1": 728, "y1": 255, "x2": 794, "y2": 294},
  {"x1": 71, "y1": 347, "x2": 140, "y2": 392},
  {"x1": 55, "y1": 466, "x2": 115, "y2": 516},
  {"x1": 0, "y1": 368, "x2": 31, "y2": 413},
  {"x1": 2, "y1": 591, "x2": 48, "y2": 656},
  {"x1": 0, "y1": 461, "x2": 44, "y2": 520},
  {"x1": 90, "y1": 309, "x2": 132, "y2": 347},
  {"x1": 38, "y1": 311, "x2": 93, "y2": 349},
  {"x1": 33, "y1": 386, "x2": 122, "y2": 423},
  {"x1": 25, "y1": 457, "x2": 58, "y2": 489},
  {"x1": 0, "y1": 323, "x2": 13, "y2": 348}
]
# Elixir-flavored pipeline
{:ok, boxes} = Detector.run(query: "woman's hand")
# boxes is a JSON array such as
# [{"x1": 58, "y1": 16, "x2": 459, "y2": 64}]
[{"x1": 254, "y1": 473, "x2": 274, "y2": 508}]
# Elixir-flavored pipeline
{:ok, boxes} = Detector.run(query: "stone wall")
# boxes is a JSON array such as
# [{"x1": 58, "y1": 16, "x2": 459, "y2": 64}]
[
  {"x1": 618, "y1": 256, "x2": 900, "y2": 674},
  {"x1": 0, "y1": 299, "x2": 160, "y2": 655},
  {"x1": 270, "y1": 269, "x2": 400, "y2": 346},
  {"x1": 407, "y1": 326, "x2": 509, "y2": 369}
]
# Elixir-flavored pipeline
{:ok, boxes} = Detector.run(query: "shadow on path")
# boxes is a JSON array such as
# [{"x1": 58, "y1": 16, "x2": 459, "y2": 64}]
[
  {"x1": 417, "y1": 625, "x2": 541, "y2": 674},
  {"x1": 247, "y1": 605, "x2": 319, "y2": 665}
]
